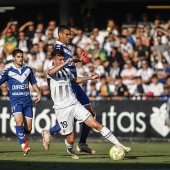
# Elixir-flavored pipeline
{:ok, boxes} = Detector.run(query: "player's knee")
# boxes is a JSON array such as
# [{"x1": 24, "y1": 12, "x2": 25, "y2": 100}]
[
  {"x1": 85, "y1": 105, "x2": 95, "y2": 116},
  {"x1": 67, "y1": 138, "x2": 75, "y2": 144},
  {"x1": 15, "y1": 120, "x2": 23, "y2": 126}
]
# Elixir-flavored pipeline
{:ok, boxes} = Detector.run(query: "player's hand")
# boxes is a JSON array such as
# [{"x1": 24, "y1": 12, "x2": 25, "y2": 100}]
[
  {"x1": 65, "y1": 58, "x2": 73, "y2": 64},
  {"x1": 91, "y1": 74, "x2": 99, "y2": 80},
  {"x1": 35, "y1": 93, "x2": 42, "y2": 103},
  {"x1": 79, "y1": 52, "x2": 87, "y2": 61}
]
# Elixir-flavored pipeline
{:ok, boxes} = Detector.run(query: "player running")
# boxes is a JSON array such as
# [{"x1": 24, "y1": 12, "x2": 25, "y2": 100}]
[
  {"x1": 42, "y1": 25, "x2": 97, "y2": 154},
  {"x1": 45, "y1": 49, "x2": 131, "y2": 159},
  {"x1": 0, "y1": 49, "x2": 41, "y2": 155}
]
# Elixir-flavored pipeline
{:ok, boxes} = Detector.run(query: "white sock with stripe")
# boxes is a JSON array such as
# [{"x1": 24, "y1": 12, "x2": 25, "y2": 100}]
[{"x1": 100, "y1": 126, "x2": 124, "y2": 147}]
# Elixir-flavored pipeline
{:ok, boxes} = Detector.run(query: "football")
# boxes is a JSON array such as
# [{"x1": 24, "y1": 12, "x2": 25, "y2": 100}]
[{"x1": 109, "y1": 145, "x2": 126, "y2": 160}]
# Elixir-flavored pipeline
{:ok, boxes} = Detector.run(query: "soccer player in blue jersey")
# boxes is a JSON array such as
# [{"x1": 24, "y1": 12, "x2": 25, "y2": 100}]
[
  {"x1": 42, "y1": 25, "x2": 96, "y2": 154},
  {"x1": 0, "y1": 49, "x2": 41, "y2": 155}
]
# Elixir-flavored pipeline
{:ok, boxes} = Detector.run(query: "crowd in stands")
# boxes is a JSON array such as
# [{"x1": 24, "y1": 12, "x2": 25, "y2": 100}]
[{"x1": 0, "y1": 13, "x2": 170, "y2": 101}]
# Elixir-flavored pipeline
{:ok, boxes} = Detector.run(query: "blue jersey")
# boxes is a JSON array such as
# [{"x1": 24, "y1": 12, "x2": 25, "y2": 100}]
[
  {"x1": 54, "y1": 41, "x2": 90, "y2": 105},
  {"x1": 0, "y1": 64, "x2": 37, "y2": 107},
  {"x1": 54, "y1": 41, "x2": 78, "y2": 78}
]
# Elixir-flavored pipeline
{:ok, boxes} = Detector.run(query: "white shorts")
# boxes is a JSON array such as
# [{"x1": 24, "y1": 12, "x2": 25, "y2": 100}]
[{"x1": 54, "y1": 101, "x2": 91, "y2": 135}]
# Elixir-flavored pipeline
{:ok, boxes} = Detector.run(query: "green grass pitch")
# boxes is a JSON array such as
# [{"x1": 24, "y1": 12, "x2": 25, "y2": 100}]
[{"x1": 0, "y1": 141, "x2": 170, "y2": 170}]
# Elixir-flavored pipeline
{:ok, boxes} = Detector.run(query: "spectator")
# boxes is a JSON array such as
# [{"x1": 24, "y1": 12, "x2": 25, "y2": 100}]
[
  {"x1": 91, "y1": 27, "x2": 105, "y2": 48},
  {"x1": 1, "y1": 21, "x2": 18, "y2": 38},
  {"x1": 19, "y1": 21, "x2": 35, "y2": 42},
  {"x1": 133, "y1": 37, "x2": 150, "y2": 68},
  {"x1": 136, "y1": 60, "x2": 153, "y2": 84},
  {"x1": 32, "y1": 29, "x2": 46, "y2": 44},
  {"x1": 120, "y1": 35, "x2": 134, "y2": 58},
  {"x1": 3, "y1": 28, "x2": 18, "y2": 57},
  {"x1": 44, "y1": 29, "x2": 55, "y2": 45},
  {"x1": 120, "y1": 27, "x2": 135, "y2": 47},
  {"x1": 105, "y1": 45, "x2": 124, "y2": 71},
  {"x1": 130, "y1": 76, "x2": 148, "y2": 100},
  {"x1": 89, "y1": 40, "x2": 107, "y2": 62},
  {"x1": 120, "y1": 60, "x2": 137, "y2": 90},
  {"x1": 159, "y1": 84, "x2": 170, "y2": 101},
  {"x1": 86, "y1": 82, "x2": 100, "y2": 101},
  {"x1": 0, "y1": 82, "x2": 9, "y2": 100},
  {"x1": 109, "y1": 60, "x2": 121, "y2": 82},
  {"x1": 17, "y1": 31, "x2": 32, "y2": 52},
  {"x1": 155, "y1": 58, "x2": 170, "y2": 84},
  {"x1": 39, "y1": 81, "x2": 51, "y2": 101},
  {"x1": 72, "y1": 28, "x2": 91, "y2": 51},
  {"x1": 31, "y1": 43, "x2": 45, "y2": 63},
  {"x1": 99, "y1": 75, "x2": 113, "y2": 100},
  {"x1": 136, "y1": 26, "x2": 150, "y2": 47},
  {"x1": 114, "y1": 76, "x2": 129, "y2": 100},
  {"x1": 103, "y1": 33, "x2": 119, "y2": 56},
  {"x1": 27, "y1": 50, "x2": 44, "y2": 83},
  {"x1": 45, "y1": 20, "x2": 58, "y2": 39},
  {"x1": 147, "y1": 74, "x2": 164, "y2": 98},
  {"x1": 43, "y1": 51, "x2": 52, "y2": 76},
  {"x1": 94, "y1": 58, "x2": 105, "y2": 76}
]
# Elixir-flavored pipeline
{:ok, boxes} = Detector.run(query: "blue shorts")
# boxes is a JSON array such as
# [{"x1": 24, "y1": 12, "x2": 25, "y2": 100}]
[
  {"x1": 72, "y1": 85, "x2": 91, "y2": 106},
  {"x1": 11, "y1": 104, "x2": 33, "y2": 119}
]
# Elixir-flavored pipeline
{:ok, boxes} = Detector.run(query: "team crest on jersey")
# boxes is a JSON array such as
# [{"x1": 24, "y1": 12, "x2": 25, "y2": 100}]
[
  {"x1": 24, "y1": 73, "x2": 27, "y2": 77},
  {"x1": 63, "y1": 129, "x2": 66, "y2": 133}
]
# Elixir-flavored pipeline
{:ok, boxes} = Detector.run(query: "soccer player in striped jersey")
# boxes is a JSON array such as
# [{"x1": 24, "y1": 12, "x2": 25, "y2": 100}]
[
  {"x1": 46, "y1": 49, "x2": 131, "y2": 159},
  {"x1": 0, "y1": 49, "x2": 41, "y2": 155},
  {"x1": 42, "y1": 25, "x2": 97, "y2": 154}
]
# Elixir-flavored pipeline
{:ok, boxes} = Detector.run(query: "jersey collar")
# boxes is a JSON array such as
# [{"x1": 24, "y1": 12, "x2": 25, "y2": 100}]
[{"x1": 12, "y1": 63, "x2": 26, "y2": 69}]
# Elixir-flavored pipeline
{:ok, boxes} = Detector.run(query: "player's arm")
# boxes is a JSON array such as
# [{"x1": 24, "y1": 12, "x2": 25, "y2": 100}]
[
  {"x1": 48, "y1": 58, "x2": 73, "y2": 76},
  {"x1": 0, "y1": 70, "x2": 8, "y2": 86},
  {"x1": 72, "y1": 74, "x2": 99, "y2": 84},
  {"x1": 32, "y1": 84, "x2": 42, "y2": 103},
  {"x1": 73, "y1": 52, "x2": 87, "y2": 63}
]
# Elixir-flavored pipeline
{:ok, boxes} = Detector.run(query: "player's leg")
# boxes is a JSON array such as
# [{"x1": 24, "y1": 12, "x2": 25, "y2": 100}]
[
  {"x1": 12, "y1": 104, "x2": 30, "y2": 155},
  {"x1": 42, "y1": 124, "x2": 61, "y2": 150},
  {"x1": 23, "y1": 117, "x2": 32, "y2": 147},
  {"x1": 73, "y1": 85, "x2": 96, "y2": 154},
  {"x1": 22, "y1": 106, "x2": 33, "y2": 155},
  {"x1": 13, "y1": 113, "x2": 25, "y2": 148},
  {"x1": 57, "y1": 106, "x2": 79, "y2": 159},
  {"x1": 84, "y1": 115, "x2": 131, "y2": 153},
  {"x1": 65, "y1": 132, "x2": 79, "y2": 159}
]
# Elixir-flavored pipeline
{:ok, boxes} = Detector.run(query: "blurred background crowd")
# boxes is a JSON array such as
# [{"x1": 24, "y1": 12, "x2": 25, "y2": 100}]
[{"x1": 0, "y1": 11, "x2": 170, "y2": 101}]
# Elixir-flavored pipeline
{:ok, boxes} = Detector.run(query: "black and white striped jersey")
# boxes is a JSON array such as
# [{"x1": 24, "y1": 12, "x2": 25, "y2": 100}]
[{"x1": 47, "y1": 67, "x2": 78, "y2": 109}]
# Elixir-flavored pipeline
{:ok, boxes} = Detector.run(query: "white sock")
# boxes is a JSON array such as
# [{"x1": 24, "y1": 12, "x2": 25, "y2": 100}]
[
  {"x1": 65, "y1": 139, "x2": 73, "y2": 150},
  {"x1": 100, "y1": 127, "x2": 125, "y2": 148}
]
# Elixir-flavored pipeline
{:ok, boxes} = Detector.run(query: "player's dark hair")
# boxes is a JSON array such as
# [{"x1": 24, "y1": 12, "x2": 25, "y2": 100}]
[
  {"x1": 58, "y1": 25, "x2": 71, "y2": 33},
  {"x1": 12, "y1": 49, "x2": 23, "y2": 57},
  {"x1": 51, "y1": 49, "x2": 65, "y2": 58}
]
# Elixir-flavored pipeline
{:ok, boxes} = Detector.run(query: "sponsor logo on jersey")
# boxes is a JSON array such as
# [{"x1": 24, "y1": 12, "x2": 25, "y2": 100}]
[{"x1": 12, "y1": 84, "x2": 29, "y2": 90}]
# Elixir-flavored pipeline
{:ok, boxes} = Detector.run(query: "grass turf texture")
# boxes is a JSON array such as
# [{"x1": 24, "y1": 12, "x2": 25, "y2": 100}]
[{"x1": 0, "y1": 141, "x2": 170, "y2": 170}]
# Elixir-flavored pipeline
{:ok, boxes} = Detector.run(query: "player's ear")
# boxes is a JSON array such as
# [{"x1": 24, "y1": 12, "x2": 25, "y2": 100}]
[{"x1": 58, "y1": 32, "x2": 62, "y2": 37}]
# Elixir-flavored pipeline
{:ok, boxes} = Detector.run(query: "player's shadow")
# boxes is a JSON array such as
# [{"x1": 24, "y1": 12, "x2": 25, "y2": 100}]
[
  {"x1": 125, "y1": 154, "x2": 170, "y2": 160},
  {"x1": 1, "y1": 160, "x2": 170, "y2": 170},
  {"x1": 0, "y1": 151, "x2": 21, "y2": 153}
]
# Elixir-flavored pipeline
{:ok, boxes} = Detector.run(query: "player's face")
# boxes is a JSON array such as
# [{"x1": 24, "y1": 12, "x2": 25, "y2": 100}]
[
  {"x1": 53, "y1": 55, "x2": 64, "y2": 66},
  {"x1": 13, "y1": 52, "x2": 24, "y2": 68},
  {"x1": 59, "y1": 29, "x2": 71, "y2": 44}
]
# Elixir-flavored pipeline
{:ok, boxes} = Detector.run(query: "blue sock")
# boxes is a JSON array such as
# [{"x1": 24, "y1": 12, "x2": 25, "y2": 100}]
[
  {"x1": 50, "y1": 124, "x2": 61, "y2": 136},
  {"x1": 16, "y1": 126, "x2": 25, "y2": 145},
  {"x1": 79, "y1": 122, "x2": 91, "y2": 144}
]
